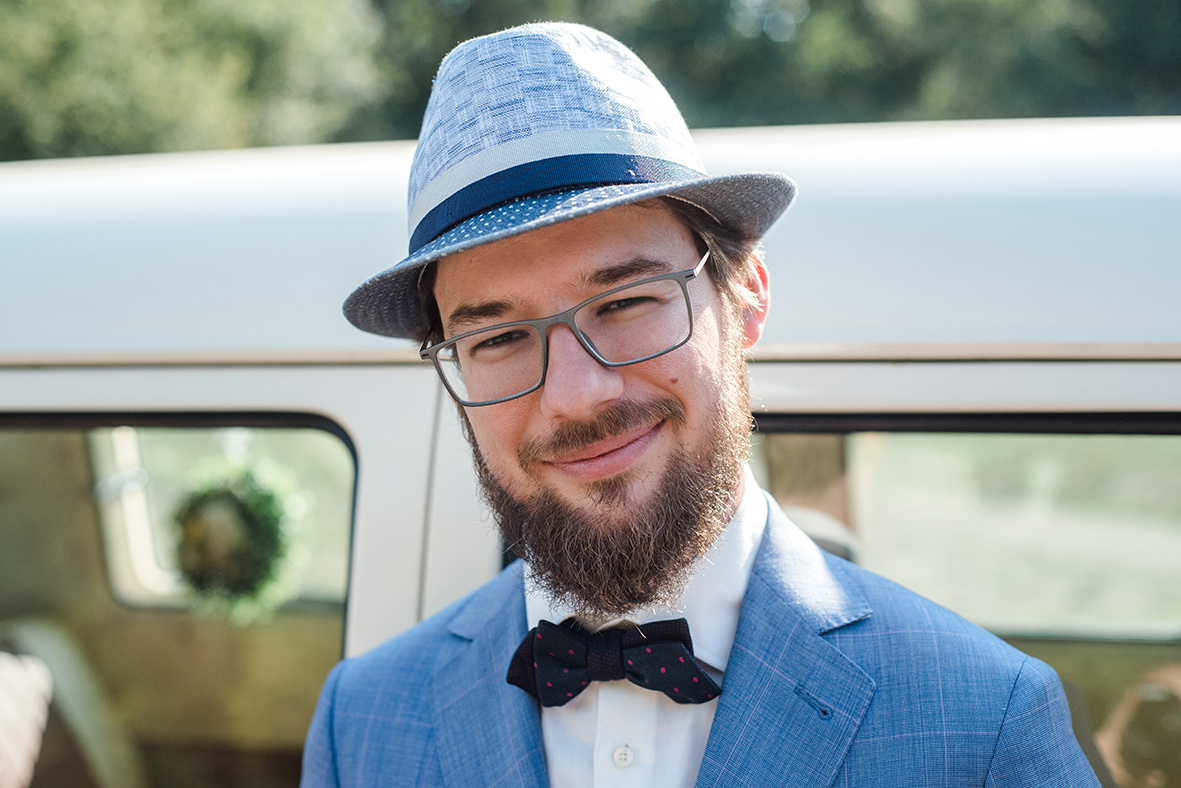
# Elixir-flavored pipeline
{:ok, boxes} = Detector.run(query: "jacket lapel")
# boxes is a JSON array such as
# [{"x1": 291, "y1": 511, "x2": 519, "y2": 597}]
[
  {"x1": 696, "y1": 494, "x2": 876, "y2": 788},
  {"x1": 431, "y1": 568, "x2": 549, "y2": 788}
]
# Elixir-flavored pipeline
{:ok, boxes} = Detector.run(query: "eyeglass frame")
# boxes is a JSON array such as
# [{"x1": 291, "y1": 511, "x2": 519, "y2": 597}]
[{"x1": 419, "y1": 250, "x2": 710, "y2": 407}]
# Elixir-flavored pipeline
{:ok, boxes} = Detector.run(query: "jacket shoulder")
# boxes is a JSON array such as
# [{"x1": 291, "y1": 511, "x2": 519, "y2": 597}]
[
  {"x1": 827, "y1": 557, "x2": 1048, "y2": 743},
  {"x1": 827, "y1": 553, "x2": 1029, "y2": 675},
  {"x1": 826, "y1": 556, "x2": 1097, "y2": 786},
  {"x1": 301, "y1": 564, "x2": 524, "y2": 788}
]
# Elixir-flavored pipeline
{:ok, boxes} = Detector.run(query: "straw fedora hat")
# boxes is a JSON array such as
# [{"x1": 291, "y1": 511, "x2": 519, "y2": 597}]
[{"x1": 344, "y1": 22, "x2": 795, "y2": 339}]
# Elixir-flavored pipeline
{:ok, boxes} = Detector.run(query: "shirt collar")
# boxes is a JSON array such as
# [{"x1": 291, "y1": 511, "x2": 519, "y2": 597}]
[{"x1": 524, "y1": 465, "x2": 767, "y2": 674}]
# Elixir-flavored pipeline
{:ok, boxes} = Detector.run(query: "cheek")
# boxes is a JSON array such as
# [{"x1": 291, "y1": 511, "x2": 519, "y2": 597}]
[
  {"x1": 639, "y1": 330, "x2": 726, "y2": 410},
  {"x1": 670, "y1": 304, "x2": 745, "y2": 416},
  {"x1": 465, "y1": 401, "x2": 538, "y2": 482},
  {"x1": 466, "y1": 410, "x2": 517, "y2": 465},
  {"x1": 680, "y1": 305, "x2": 728, "y2": 382},
  {"x1": 691, "y1": 292, "x2": 729, "y2": 346}
]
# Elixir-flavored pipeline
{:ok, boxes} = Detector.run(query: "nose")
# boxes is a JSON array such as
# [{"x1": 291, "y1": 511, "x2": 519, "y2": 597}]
[{"x1": 538, "y1": 324, "x2": 623, "y2": 420}]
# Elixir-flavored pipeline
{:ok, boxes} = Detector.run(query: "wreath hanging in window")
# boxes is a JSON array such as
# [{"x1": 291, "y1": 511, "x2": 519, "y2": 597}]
[{"x1": 173, "y1": 469, "x2": 288, "y2": 611}]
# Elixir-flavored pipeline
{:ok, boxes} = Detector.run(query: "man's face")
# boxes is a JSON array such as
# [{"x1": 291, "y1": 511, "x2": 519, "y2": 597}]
[{"x1": 433, "y1": 202, "x2": 767, "y2": 617}]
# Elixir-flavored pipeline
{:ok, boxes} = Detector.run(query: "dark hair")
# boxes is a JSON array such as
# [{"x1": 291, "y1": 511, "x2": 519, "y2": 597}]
[
  {"x1": 417, "y1": 262, "x2": 442, "y2": 345},
  {"x1": 415, "y1": 196, "x2": 758, "y2": 346},
  {"x1": 649, "y1": 196, "x2": 760, "y2": 311}
]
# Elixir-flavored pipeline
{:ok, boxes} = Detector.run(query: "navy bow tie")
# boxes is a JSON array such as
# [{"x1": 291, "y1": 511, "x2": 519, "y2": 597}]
[{"x1": 506, "y1": 617, "x2": 721, "y2": 707}]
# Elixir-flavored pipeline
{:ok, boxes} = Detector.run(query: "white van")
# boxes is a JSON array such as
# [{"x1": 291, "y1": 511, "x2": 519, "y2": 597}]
[{"x1": 2, "y1": 117, "x2": 1179, "y2": 788}]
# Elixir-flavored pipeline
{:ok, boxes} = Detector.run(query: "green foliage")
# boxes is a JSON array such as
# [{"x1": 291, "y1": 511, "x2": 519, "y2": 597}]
[
  {"x1": 612, "y1": 0, "x2": 1181, "y2": 127},
  {"x1": 336, "y1": 0, "x2": 1181, "y2": 142},
  {"x1": 1, "y1": 0, "x2": 1178, "y2": 160},
  {"x1": 0, "y1": 0, "x2": 381, "y2": 160},
  {"x1": 174, "y1": 468, "x2": 288, "y2": 602}
]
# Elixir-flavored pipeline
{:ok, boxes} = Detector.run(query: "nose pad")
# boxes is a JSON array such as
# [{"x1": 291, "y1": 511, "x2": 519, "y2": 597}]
[
  {"x1": 578, "y1": 332, "x2": 603, "y2": 358},
  {"x1": 539, "y1": 324, "x2": 623, "y2": 419}
]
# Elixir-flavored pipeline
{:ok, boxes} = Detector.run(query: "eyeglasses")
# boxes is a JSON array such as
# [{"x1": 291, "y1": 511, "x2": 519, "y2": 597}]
[{"x1": 421, "y1": 251, "x2": 709, "y2": 406}]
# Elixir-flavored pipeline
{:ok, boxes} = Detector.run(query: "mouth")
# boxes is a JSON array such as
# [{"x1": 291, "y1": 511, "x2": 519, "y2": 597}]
[{"x1": 546, "y1": 421, "x2": 664, "y2": 483}]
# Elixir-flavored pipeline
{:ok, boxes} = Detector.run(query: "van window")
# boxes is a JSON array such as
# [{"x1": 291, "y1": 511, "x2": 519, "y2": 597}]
[
  {"x1": 0, "y1": 418, "x2": 353, "y2": 788},
  {"x1": 752, "y1": 425, "x2": 1181, "y2": 787},
  {"x1": 88, "y1": 425, "x2": 353, "y2": 609},
  {"x1": 754, "y1": 431, "x2": 1181, "y2": 638}
]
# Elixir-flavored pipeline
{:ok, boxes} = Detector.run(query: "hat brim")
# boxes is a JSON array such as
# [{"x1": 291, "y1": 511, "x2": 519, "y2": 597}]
[{"x1": 343, "y1": 171, "x2": 796, "y2": 339}]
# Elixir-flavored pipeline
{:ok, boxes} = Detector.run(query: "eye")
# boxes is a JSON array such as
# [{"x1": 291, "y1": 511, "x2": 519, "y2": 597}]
[
  {"x1": 470, "y1": 328, "x2": 530, "y2": 354},
  {"x1": 597, "y1": 294, "x2": 657, "y2": 315}
]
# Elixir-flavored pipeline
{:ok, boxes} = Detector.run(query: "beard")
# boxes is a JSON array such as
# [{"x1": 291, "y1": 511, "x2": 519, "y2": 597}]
[{"x1": 460, "y1": 317, "x2": 753, "y2": 621}]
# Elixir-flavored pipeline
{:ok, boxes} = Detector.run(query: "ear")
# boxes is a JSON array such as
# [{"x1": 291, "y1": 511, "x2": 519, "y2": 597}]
[{"x1": 739, "y1": 253, "x2": 771, "y2": 349}]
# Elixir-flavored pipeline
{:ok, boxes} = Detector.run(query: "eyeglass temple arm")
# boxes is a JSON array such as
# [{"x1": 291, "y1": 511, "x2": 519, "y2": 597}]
[{"x1": 692, "y1": 250, "x2": 710, "y2": 277}]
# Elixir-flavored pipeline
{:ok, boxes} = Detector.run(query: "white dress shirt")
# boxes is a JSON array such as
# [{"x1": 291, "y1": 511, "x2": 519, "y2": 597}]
[{"x1": 524, "y1": 467, "x2": 767, "y2": 788}]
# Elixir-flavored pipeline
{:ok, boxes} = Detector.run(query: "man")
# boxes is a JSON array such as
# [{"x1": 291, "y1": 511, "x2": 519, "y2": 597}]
[{"x1": 303, "y1": 22, "x2": 1100, "y2": 788}]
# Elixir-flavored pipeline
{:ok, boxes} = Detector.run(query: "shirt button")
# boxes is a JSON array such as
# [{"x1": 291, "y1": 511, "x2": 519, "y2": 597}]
[{"x1": 612, "y1": 746, "x2": 634, "y2": 768}]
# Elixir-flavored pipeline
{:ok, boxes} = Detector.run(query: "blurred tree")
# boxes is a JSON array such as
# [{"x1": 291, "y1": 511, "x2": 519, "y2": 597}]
[
  {"x1": 615, "y1": 0, "x2": 1181, "y2": 127},
  {"x1": 335, "y1": 0, "x2": 1181, "y2": 142},
  {"x1": 0, "y1": 0, "x2": 1177, "y2": 161},
  {"x1": 0, "y1": 0, "x2": 382, "y2": 160}
]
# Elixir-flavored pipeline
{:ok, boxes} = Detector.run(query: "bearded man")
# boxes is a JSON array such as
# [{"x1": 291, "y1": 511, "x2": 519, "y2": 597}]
[{"x1": 302, "y1": 22, "x2": 1100, "y2": 788}]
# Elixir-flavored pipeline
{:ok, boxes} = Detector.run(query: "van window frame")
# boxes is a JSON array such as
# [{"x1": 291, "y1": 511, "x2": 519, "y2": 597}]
[
  {"x1": 0, "y1": 410, "x2": 358, "y2": 616},
  {"x1": 753, "y1": 409, "x2": 1181, "y2": 644}
]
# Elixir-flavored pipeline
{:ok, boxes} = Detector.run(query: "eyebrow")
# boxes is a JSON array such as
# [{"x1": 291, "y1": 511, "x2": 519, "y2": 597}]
[
  {"x1": 585, "y1": 258, "x2": 675, "y2": 288},
  {"x1": 444, "y1": 258, "x2": 678, "y2": 334},
  {"x1": 446, "y1": 299, "x2": 516, "y2": 333}
]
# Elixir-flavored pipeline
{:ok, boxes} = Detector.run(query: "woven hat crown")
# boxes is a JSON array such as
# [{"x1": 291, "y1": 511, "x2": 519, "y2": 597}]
[{"x1": 406, "y1": 23, "x2": 707, "y2": 254}]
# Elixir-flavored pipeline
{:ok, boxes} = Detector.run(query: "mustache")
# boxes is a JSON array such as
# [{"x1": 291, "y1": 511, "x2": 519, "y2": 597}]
[{"x1": 517, "y1": 398, "x2": 686, "y2": 470}]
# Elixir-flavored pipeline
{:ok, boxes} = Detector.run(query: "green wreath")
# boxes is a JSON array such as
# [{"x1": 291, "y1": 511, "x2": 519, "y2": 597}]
[{"x1": 174, "y1": 470, "x2": 287, "y2": 602}]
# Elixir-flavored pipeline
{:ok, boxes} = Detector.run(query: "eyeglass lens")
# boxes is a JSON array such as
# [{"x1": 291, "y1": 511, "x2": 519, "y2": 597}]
[{"x1": 436, "y1": 277, "x2": 692, "y2": 404}]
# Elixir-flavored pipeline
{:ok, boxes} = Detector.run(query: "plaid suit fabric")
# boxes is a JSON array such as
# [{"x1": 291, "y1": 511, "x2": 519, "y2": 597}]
[{"x1": 302, "y1": 493, "x2": 1100, "y2": 788}]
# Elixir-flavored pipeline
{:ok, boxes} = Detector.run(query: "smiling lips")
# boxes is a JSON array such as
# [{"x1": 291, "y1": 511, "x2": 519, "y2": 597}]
[{"x1": 547, "y1": 422, "x2": 663, "y2": 482}]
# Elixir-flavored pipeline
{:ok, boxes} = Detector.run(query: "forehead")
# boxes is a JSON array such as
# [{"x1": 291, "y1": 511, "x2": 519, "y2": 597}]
[{"x1": 431, "y1": 202, "x2": 698, "y2": 320}]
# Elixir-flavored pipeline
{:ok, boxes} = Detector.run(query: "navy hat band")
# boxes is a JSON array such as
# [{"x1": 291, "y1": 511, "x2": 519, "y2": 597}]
[{"x1": 409, "y1": 153, "x2": 703, "y2": 254}]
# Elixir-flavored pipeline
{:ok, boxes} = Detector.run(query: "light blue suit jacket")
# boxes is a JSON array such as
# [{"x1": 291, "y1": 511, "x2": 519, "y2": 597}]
[{"x1": 302, "y1": 494, "x2": 1100, "y2": 787}]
